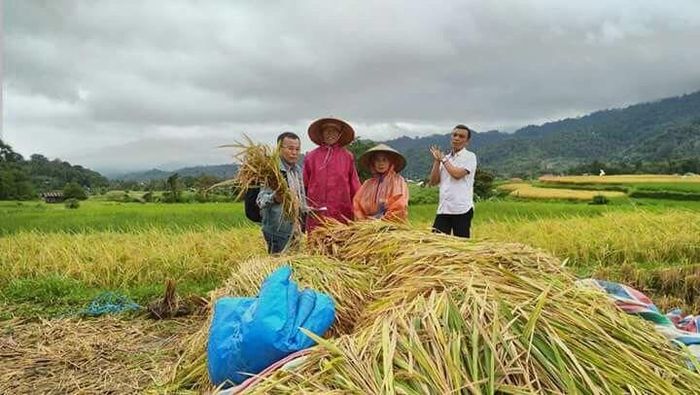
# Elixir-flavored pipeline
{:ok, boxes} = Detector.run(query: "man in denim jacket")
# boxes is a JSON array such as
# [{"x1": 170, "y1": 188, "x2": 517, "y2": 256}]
[{"x1": 256, "y1": 132, "x2": 307, "y2": 254}]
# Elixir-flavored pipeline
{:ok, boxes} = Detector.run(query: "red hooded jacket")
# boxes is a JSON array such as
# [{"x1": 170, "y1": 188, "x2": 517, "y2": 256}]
[{"x1": 303, "y1": 144, "x2": 361, "y2": 233}]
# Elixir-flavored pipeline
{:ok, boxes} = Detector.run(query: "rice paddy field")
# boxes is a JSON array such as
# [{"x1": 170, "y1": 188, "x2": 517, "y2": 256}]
[
  {"x1": 1, "y1": 181, "x2": 699, "y2": 393},
  {"x1": 539, "y1": 174, "x2": 700, "y2": 186},
  {"x1": 499, "y1": 173, "x2": 700, "y2": 201}
]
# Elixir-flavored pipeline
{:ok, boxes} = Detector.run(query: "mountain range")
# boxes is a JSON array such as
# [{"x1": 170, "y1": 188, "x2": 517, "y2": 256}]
[
  {"x1": 382, "y1": 90, "x2": 700, "y2": 178},
  {"x1": 115, "y1": 164, "x2": 237, "y2": 182},
  {"x1": 114, "y1": 90, "x2": 700, "y2": 181}
]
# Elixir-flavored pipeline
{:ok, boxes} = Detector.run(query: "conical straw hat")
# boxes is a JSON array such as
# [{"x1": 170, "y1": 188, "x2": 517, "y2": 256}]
[
  {"x1": 359, "y1": 143, "x2": 406, "y2": 173},
  {"x1": 307, "y1": 118, "x2": 355, "y2": 146}
]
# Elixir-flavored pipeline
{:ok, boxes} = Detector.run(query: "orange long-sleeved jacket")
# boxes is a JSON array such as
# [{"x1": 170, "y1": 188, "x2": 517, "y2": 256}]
[{"x1": 352, "y1": 168, "x2": 408, "y2": 222}]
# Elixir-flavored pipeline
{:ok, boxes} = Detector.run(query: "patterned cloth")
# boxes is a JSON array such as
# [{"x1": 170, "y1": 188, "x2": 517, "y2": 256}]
[
  {"x1": 577, "y1": 279, "x2": 700, "y2": 362},
  {"x1": 668, "y1": 308, "x2": 700, "y2": 333},
  {"x1": 217, "y1": 349, "x2": 311, "y2": 395}
]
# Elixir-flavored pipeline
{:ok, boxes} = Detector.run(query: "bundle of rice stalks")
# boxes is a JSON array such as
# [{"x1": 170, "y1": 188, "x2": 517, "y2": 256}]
[
  {"x1": 214, "y1": 135, "x2": 301, "y2": 223},
  {"x1": 170, "y1": 253, "x2": 378, "y2": 391},
  {"x1": 308, "y1": 220, "x2": 567, "y2": 277},
  {"x1": 251, "y1": 286, "x2": 700, "y2": 393},
  {"x1": 362, "y1": 242, "x2": 572, "y2": 325}
]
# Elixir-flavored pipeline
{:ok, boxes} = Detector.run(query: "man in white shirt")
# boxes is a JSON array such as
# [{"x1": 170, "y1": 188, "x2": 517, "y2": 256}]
[{"x1": 428, "y1": 124, "x2": 477, "y2": 238}]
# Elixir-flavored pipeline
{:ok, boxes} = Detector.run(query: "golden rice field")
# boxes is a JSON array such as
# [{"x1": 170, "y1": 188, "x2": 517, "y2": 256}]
[
  {"x1": 0, "y1": 227, "x2": 262, "y2": 289},
  {"x1": 499, "y1": 182, "x2": 626, "y2": 200},
  {"x1": 539, "y1": 174, "x2": 700, "y2": 184},
  {"x1": 479, "y1": 210, "x2": 700, "y2": 267},
  {"x1": 1, "y1": 211, "x2": 697, "y2": 290}
]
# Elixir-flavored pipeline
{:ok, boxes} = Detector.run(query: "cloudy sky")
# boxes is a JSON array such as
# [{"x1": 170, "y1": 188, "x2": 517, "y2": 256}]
[{"x1": 3, "y1": 0, "x2": 700, "y2": 174}]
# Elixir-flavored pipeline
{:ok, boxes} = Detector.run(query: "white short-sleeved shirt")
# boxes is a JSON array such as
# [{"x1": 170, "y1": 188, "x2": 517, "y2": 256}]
[{"x1": 437, "y1": 148, "x2": 477, "y2": 215}]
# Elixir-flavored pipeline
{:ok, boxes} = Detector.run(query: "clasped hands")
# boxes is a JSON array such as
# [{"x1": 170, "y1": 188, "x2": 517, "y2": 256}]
[{"x1": 429, "y1": 145, "x2": 445, "y2": 163}]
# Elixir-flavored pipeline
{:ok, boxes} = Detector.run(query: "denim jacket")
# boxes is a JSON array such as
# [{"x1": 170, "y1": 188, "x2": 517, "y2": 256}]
[{"x1": 256, "y1": 160, "x2": 307, "y2": 237}]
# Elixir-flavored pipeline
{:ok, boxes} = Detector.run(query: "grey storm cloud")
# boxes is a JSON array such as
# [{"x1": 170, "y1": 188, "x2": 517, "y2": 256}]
[{"x1": 3, "y1": 0, "x2": 700, "y2": 172}]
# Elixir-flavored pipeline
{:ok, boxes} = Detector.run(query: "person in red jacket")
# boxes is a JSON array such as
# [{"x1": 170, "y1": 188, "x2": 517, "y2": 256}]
[{"x1": 303, "y1": 117, "x2": 361, "y2": 233}]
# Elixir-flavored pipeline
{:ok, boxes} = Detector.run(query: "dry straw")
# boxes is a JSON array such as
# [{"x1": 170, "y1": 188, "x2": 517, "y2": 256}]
[{"x1": 0, "y1": 317, "x2": 199, "y2": 394}]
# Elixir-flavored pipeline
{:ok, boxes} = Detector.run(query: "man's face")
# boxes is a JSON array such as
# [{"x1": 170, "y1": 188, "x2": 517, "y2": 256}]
[
  {"x1": 280, "y1": 137, "x2": 301, "y2": 164},
  {"x1": 451, "y1": 128, "x2": 470, "y2": 151},
  {"x1": 372, "y1": 153, "x2": 391, "y2": 174},
  {"x1": 322, "y1": 125, "x2": 341, "y2": 145}
]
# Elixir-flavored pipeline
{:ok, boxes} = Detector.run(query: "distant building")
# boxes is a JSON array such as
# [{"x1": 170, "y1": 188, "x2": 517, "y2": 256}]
[{"x1": 41, "y1": 191, "x2": 65, "y2": 203}]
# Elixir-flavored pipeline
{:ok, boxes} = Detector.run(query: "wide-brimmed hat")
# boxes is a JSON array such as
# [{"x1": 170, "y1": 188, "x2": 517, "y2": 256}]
[
  {"x1": 359, "y1": 143, "x2": 406, "y2": 173},
  {"x1": 308, "y1": 118, "x2": 355, "y2": 146}
]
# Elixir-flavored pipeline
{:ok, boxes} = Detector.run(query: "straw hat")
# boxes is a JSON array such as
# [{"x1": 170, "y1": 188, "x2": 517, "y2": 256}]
[
  {"x1": 308, "y1": 118, "x2": 355, "y2": 146},
  {"x1": 359, "y1": 144, "x2": 406, "y2": 173}
]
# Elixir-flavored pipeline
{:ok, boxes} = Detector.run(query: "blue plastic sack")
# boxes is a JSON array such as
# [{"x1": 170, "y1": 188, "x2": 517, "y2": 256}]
[{"x1": 207, "y1": 265, "x2": 335, "y2": 386}]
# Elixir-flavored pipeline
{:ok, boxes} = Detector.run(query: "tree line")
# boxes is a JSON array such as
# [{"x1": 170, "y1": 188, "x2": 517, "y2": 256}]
[{"x1": 1, "y1": 139, "x2": 109, "y2": 200}]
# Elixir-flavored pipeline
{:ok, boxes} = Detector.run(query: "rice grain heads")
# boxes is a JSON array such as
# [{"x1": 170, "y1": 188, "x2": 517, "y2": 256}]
[{"x1": 216, "y1": 135, "x2": 301, "y2": 223}]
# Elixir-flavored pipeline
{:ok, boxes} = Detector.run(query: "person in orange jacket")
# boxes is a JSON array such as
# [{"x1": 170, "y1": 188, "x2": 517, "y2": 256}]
[{"x1": 353, "y1": 144, "x2": 409, "y2": 222}]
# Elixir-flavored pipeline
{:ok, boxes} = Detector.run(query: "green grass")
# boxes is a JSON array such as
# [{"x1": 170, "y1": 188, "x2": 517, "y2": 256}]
[
  {"x1": 0, "y1": 200, "x2": 251, "y2": 235},
  {"x1": 3, "y1": 197, "x2": 699, "y2": 236},
  {"x1": 629, "y1": 182, "x2": 700, "y2": 193},
  {"x1": 409, "y1": 199, "x2": 634, "y2": 226},
  {"x1": 629, "y1": 198, "x2": 700, "y2": 210},
  {"x1": 1, "y1": 199, "x2": 630, "y2": 235},
  {"x1": 0, "y1": 274, "x2": 219, "y2": 319}
]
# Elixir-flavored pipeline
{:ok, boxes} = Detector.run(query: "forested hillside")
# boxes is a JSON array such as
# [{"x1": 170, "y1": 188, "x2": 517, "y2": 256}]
[
  {"x1": 115, "y1": 164, "x2": 237, "y2": 182},
  {"x1": 382, "y1": 91, "x2": 700, "y2": 178},
  {"x1": 1, "y1": 140, "x2": 109, "y2": 200}
]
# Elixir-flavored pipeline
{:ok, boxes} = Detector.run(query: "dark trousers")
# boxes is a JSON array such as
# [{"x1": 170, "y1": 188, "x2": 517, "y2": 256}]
[
  {"x1": 432, "y1": 209, "x2": 474, "y2": 238},
  {"x1": 263, "y1": 231, "x2": 291, "y2": 254}
]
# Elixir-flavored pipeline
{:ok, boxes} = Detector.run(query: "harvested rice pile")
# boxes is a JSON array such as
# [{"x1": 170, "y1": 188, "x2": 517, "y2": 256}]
[
  {"x1": 172, "y1": 220, "x2": 700, "y2": 393},
  {"x1": 0, "y1": 316, "x2": 200, "y2": 394}
]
